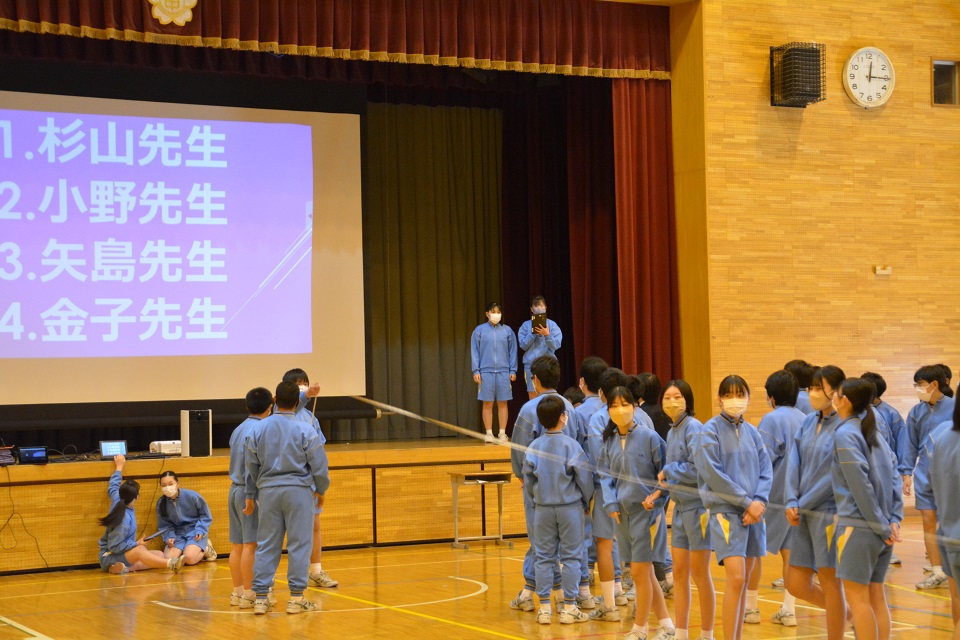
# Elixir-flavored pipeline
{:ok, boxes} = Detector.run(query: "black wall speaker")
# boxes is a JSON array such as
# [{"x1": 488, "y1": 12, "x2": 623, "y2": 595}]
[
  {"x1": 771, "y1": 43, "x2": 826, "y2": 108},
  {"x1": 180, "y1": 409, "x2": 212, "y2": 457}
]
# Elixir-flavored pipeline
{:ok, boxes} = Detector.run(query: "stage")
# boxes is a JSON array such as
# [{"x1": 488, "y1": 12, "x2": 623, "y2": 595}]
[{"x1": 0, "y1": 439, "x2": 524, "y2": 575}]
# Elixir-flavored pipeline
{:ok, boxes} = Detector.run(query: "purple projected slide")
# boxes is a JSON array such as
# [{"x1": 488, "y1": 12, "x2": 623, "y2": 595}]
[{"x1": 0, "y1": 108, "x2": 314, "y2": 358}]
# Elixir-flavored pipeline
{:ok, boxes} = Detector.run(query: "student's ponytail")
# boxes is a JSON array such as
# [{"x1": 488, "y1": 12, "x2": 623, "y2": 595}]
[
  {"x1": 99, "y1": 479, "x2": 139, "y2": 529},
  {"x1": 841, "y1": 378, "x2": 879, "y2": 449}
]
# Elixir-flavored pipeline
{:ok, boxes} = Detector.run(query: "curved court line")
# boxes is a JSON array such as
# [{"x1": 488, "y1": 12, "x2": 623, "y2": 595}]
[{"x1": 151, "y1": 576, "x2": 488, "y2": 615}]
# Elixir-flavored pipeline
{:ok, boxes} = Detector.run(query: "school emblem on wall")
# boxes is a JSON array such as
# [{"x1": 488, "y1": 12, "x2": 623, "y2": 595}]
[{"x1": 148, "y1": 0, "x2": 198, "y2": 27}]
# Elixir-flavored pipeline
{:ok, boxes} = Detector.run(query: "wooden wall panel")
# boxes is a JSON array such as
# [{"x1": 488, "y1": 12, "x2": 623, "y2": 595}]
[
  {"x1": 689, "y1": 0, "x2": 960, "y2": 421},
  {"x1": 375, "y1": 464, "x2": 484, "y2": 544}
]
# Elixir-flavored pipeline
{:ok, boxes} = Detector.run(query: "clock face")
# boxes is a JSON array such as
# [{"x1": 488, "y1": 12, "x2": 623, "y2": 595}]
[{"x1": 843, "y1": 47, "x2": 896, "y2": 108}]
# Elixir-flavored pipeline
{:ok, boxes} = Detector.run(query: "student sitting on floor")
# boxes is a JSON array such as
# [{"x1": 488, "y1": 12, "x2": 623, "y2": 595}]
[
  {"x1": 98, "y1": 454, "x2": 184, "y2": 575},
  {"x1": 157, "y1": 470, "x2": 216, "y2": 566}
]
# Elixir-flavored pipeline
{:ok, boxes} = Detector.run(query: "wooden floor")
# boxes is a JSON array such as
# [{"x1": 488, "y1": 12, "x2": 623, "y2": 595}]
[{"x1": 0, "y1": 518, "x2": 953, "y2": 640}]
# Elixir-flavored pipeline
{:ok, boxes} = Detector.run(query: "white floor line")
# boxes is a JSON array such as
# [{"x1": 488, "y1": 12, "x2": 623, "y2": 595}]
[{"x1": 0, "y1": 616, "x2": 55, "y2": 640}]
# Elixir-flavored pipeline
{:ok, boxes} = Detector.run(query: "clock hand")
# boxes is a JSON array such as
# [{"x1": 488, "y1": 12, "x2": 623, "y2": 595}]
[{"x1": 868, "y1": 61, "x2": 873, "y2": 81}]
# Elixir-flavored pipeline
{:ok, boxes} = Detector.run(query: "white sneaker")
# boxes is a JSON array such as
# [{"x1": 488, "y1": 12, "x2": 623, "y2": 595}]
[
  {"x1": 575, "y1": 594, "x2": 596, "y2": 610},
  {"x1": 168, "y1": 556, "x2": 185, "y2": 574},
  {"x1": 659, "y1": 578, "x2": 674, "y2": 598},
  {"x1": 309, "y1": 570, "x2": 339, "y2": 588},
  {"x1": 267, "y1": 587, "x2": 277, "y2": 605},
  {"x1": 509, "y1": 592, "x2": 535, "y2": 611},
  {"x1": 916, "y1": 571, "x2": 948, "y2": 590},
  {"x1": 286, "y1": 597, "x2": 319, "y2": 614},
  {"x1": 743, "y1": 608, "x2": 761, "y2": 624},
  {"x1": 890, "y1": 554, "x2": 902, "y2": 565},
  {"x1": 772, "y1": 577, "x2": 784, "y2": 588},
  {"x1": 536, "y1": 610, "x2": 552, "y2": 624},
  {"x1": 229, "y1": 592, "x2": 241, "y2": 606},
  {"x1": 558, "y1": 606, "x2": 590, "y2": 624},
  {"x1": 652, "y1": 626, "x2": 677, "y2": 640},
  {"x1": 589, "y1": 604, "x2": 621, "y2": 621},
  {"x1": 614, "y1": 591, "x2": 629, "y2": 606},
  {"x1": 625, "y1": 631, "x2": 647, "y2": 640},
  {"x1": 497, "y1": 432, "x2": 509, "y2": 443},
  {"x1": 625, "y1": 585, "x2": 636, "y2": 601},
  {"x1": 484, "y1": 432, "x2": 496, "y2": 444},
  {"x1": 253, "y1": 599, "x2": 269, "y2": 615},
  {"x1": 203, "y1": 543, "x2": 217, "y2": 562},
  {"x1": 923, "y1": 564, "x2": 934, "y2": 573},
  {"x1": 772, "y1": 607, "x2": 797, "y2": 627},
  {"x1": 238, "y1": 595, "x2": 256, "y2": 609}
]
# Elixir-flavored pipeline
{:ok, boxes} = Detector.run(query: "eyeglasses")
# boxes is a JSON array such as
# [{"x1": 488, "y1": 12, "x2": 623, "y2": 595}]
[{"x1": 913, "y1": 383, "x2": 929, "y2": 391}]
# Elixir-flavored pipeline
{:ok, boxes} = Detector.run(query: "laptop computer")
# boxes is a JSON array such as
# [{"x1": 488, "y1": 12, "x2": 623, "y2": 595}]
[{"x1": 99, "y1": 440, "x2": 127, "y2": 460}]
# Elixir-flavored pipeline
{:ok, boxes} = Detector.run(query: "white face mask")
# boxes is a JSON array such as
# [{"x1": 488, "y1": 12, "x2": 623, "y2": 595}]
[
  {"x1": 488, "y1": 313, "x2": 501, "y2": 325},
  {"x1": 916, "y1": 385, "x2": 934, "y2": 402},
  {"x1": 722, "y1": 397, "x2": 748, "y2": 419},
  {"x1": 609, "y1": 405, "x2": 634, "y2": 428},
  {"x1": 532, "y1": 306, "x2": 546, "y2": 315},
  {"x1": 162, "y1": 484, "x2": 178, "y2": 498},
  {"x1": 662, "y1": 399, "x2": 686, "y2": 422},
  {"x1": 298, "y1": 384, "x2": 309, "y2": 394},
  {"x1": 808, "y1": 388, "x2": 831, "y2": 412}
]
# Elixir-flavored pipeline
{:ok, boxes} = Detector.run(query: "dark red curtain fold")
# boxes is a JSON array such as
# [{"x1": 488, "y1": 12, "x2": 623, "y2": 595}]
[
  {"x1": 612, "y1": 78, "x2": 682, "y2": 381},
  {"x1": 566, "y1": 77, "x2": 620, "y2": 370},
  {"x1": 0, "y1": 0, "x2": 670, "y2": 77}
]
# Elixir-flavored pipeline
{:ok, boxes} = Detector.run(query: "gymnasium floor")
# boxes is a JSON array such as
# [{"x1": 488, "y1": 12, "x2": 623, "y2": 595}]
[{"x1": 0, "y1": 517, "x2": 952, "y2": 640}]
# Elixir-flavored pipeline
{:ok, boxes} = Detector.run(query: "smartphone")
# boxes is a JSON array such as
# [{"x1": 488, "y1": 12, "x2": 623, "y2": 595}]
[{"x1": 531, "y1": 313, "x2": 547, "y2": 331}]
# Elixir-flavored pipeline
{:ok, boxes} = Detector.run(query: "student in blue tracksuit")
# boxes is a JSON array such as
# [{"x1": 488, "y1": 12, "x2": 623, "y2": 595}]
[
  {"x1": 861, "y1": 372, "x2": 906, "y2": 465},
  {"x1": 927, "y1": 395, "x2": 960, "y2": 632},
  {"x1": 905, "y1": 365, "x2": 956, "y2": 590},
  {"x1": 518, "y1": 295, "x2": 562, "y2": 400},
  {"x1": 523, "y1": 395, "x2": 594, "y2": 625},
  {"x1": 695, "y1": 375, "x2": 772, "y2": 640},
  {"x1": 508, "y1": 355, "x2": 583, "y2": 612},
  {"x1": 573, "y1": 357, "x2": 625, "y2": 613},
  {"x1": 97, "y1": 454, "x2": 184, "y2": 575},
  {"x1": 785, "y1": 360, "x2": 817, "y2": 416},
  {"x1": 750, "y1": 370, "x2": 806, "y2": 627},
  {"x1": 832, "y1": 378, "x2": 903, "y2": 640},
  {"x1": 227, "y1": 387, "x2": 271, "y2": 607},
  {"x1": 245, "y1": 381, "x2": 330, "y2": 615},
  {"x1": 599, "y1": 386, "x2": 675, "y2": 640},
  {"x1": 584, "y1": 367, "x2": 632, "y2": 622},
  {"x1": 784, "y1": 365, "x2": 846, "y2": 640},
  {"x1": 282, "y1": 368, "x2": 338, "y2": 589},
  {"x1": 471, "y1": 302, "x2": 518, "y2": 442},
  {"x1": 657, "y1": 379, "x2": 716, "y2": 640},
  {"x1": 157, "y1": 471, "x2": 215, "y2": 566}
]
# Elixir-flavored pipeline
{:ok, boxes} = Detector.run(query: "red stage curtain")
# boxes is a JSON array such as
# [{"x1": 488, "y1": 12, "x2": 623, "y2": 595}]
[
  {"x1": 0, "y1": 0, "x2": 670, "y2": 78},
  {"x1": 566, "y1": 77, "x2": 620, "y2": 369},
  {"x1": 612, "y1": 78, "x2": 682, "y2": 380}
]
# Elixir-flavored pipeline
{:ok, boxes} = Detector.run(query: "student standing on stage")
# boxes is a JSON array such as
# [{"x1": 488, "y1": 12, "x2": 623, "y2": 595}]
[
  {"x1": 518, "y1": 296, "x2": 562, "y2": 400},
  {"x1": 695, "y1": 375, "x2": 771, "y2": 640},
  {"x1": 97, "y1": 455, "x2": 185, "y2": 575},
  {"x1": 599, "y1": 386, "x2": 675, "y2": 640},
  {"x1": 157, "y1": 471, "x2": 216, "y2": 566},
  {"x1": 905, "y1": 365, "x2": 956, "y2": 590},
  {"x1": 523, "y1": 395, "x2": 594, "y2": 625},
  {"x1": 282, "y1": 368, "x2": 338, "y2": 589},
  {"x1": 509, "y1": 355, "x2": 583, "y2": 612},
  {"x1": 245, "y1": 381, "x2": 330, "y2": 614},
  {"x1": 228, "y1": 387, "x2": 271, "y2": 607},
  {"x1": 751, "y1": 370, "x2": 806, "y2": 626},
  {"x1": 928, "y1": 391, "x2": 960, "y2": 637},
  {"x1": 658, "y1": 379, "x2": 715, "y2": 640},
  {"x1": 784, "y1": 365, "x2": 847, "y2": 640},
  {"x1": 471, "y1": 302, "x2": 517, "y2": 443},
  {"x1": 832, "y1": 378, "x2": 903, "y2": 640},
  {"x1": 785, "y1": 360, "x2": 817, "y2": 415}
]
